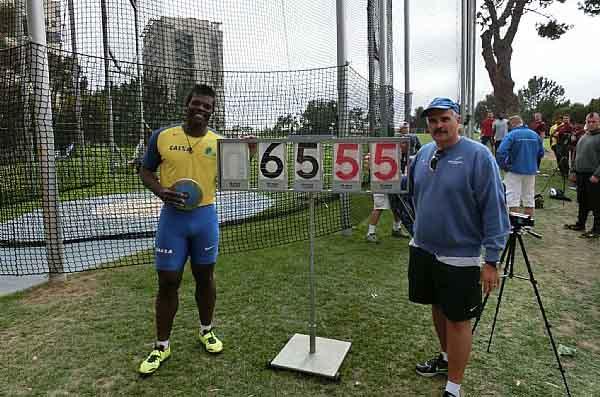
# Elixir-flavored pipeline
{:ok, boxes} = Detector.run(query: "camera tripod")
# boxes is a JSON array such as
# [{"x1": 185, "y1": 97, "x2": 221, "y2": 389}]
[{"x1": 472, "y1": 224, "x2": 572, "y2": 396}]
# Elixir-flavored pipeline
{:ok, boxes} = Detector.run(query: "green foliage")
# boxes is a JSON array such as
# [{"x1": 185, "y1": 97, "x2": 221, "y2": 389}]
[
  {"x1": 412, "y1": 106, "x2": 427, "y2": 130},
  {"x1": 517, "y1": 75, "x2": 568, "y2": 122},
  {"x1": 300, "y1": 99, "x2": 337, "y2": 135},
  {"x1": 579, "y1": 0, "x2": 600, "y2": 15},
  {"x1": 474, "y1": 94, "x2": 500, "y2": 125}
]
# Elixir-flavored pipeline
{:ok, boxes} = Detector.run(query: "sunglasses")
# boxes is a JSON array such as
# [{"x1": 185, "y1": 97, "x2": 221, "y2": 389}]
[{"x1": 429, "y1": 150, "x2": 443, "y2": 172}]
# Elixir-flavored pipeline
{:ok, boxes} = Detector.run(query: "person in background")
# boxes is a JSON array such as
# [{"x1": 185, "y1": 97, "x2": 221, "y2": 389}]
[
  {"x1": 529, "y1": 112, "x2": 547, "y2": 139},
  {"x1": 496, "y1": 115, "x2": 545, "y2": 217},
  {"x1": 564, "y1": 112, "x2": 600, "y2": 238},
  {"x1": 479, "y1": 111, "x2": 495, "y2": 151},
  {"x1": 408, "y1": 97, "x2": 510, "y2": 397},
  {"x1": 492, "y1": 113, "x2": 509, "y2": 154},
  {"x1": 365, "y1": 122, "x2": 418, "y2": 242}
]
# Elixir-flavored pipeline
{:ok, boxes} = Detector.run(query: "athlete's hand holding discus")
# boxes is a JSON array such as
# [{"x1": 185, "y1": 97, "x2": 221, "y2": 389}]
[{"x1": 157, "y1": 186, "x2": 187, "y2": 207}]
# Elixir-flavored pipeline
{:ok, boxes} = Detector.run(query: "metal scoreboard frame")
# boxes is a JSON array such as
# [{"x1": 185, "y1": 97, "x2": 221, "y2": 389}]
[{"x1": 217, "y1": 136, "x2": 412, "y2": 195}]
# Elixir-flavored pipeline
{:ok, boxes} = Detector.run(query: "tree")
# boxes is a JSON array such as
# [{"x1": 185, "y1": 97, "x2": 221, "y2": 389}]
[
  {"x1": 579, "y1": 0, "x2": 600, "y2": 15},
  {"x1": 479, "y1": 0, "x2": 598, "y2": 113},
  {"x1": 272, "y1": 113, "x2": 300, "y2": 135},
  {"x1": 299, "y1": 99, "x2": 337, "y2": 135},
  {"x1": 517, "y1": 75, "x2": 568, "y2": 122},
  {"x1": 412, "y1": 106, "x2": 427, "y2": 130},
  {"x1": 474, "y1": 94, "x2": 500, "y2": 125},
  {"x1": 348, "y1": 107, "x2": 367, "y2": 135}
]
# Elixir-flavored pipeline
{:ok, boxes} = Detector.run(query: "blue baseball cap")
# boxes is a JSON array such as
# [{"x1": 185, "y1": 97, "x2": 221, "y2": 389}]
[{"x1": 422, "y1": 97, "x2": 460, "y2": 117}]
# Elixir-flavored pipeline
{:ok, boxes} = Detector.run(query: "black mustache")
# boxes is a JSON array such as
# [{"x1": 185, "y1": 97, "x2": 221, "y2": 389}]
[{"x1": 434, "y1": 128, "x2": 447, "y2": 134}]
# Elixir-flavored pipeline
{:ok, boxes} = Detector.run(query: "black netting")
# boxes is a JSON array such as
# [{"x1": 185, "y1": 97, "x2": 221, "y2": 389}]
[{"x1": 0, "y1": 0, "x2": 459, "y2": 275}]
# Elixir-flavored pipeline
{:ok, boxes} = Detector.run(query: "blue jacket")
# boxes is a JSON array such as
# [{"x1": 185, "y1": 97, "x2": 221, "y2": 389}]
[
  {"x1": 409, "y1": 138, "x2": 510, "y2": 263},
  {"x1": 496, "y1": 126, "x2": 544, "y2": 175}
]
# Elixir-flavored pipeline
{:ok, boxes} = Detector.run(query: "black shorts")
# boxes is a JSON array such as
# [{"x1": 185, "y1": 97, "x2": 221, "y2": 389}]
[{"x1": 408, "y1": 246, "x2": 482, "y2": 322}]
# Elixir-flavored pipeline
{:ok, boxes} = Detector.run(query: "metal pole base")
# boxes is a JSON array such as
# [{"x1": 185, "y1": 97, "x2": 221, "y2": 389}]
[{"x1": 270, "y1": 333, "x2": 351, "y2": 379}]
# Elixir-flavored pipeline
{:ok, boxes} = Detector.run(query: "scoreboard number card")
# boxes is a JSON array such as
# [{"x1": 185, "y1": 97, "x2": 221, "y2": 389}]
[
  {"x1": 218, "y1": 142, "x2": 249, "y2": 190},
  {"x1": 258, "y1": 142, "x2": 288, "y2": 191},
  {"x1": 293, "y1": 142, "x2": 323, "y2": 191},
  {"x1": 332, "y1": 142, "x2": 362, "y2": 192},
  {"x1": 369, "y1": 142, "x2": 401, "y2": 193}
]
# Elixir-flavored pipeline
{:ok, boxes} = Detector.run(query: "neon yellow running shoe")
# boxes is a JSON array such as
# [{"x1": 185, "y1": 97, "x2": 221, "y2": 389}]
[
  {"x1": 138, "y1": 345, "x2": 171, "y2": 375},
  {"x1": 199, "y1": 329, "x2": 223, "y2": 353}
]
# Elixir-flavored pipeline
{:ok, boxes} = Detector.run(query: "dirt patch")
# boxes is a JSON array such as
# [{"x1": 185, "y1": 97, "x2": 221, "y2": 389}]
[
  {"x1": 21, "y1": 272, "x2": 98, "y2": 305},
  {"x1": 578, "y1": 339, "x2": 600, "y2": 354},
  {"x1": 555, "y1": 314, "x2": 581, "y2": 337}
]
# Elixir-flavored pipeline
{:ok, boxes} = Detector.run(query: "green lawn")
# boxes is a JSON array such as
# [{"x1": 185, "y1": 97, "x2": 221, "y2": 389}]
[{"x1": 1, "y1": 148, "x2": 599, "y2": 396}]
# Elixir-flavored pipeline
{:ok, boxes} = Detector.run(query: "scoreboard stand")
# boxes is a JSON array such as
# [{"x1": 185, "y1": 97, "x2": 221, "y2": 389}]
[{"x1": 217, "y1": 136, "x2": 410, "y2": 379}]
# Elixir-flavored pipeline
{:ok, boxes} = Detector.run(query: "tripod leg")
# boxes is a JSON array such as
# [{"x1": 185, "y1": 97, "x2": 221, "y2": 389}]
[
  {"x1": 472, "y1": 238, "x2": 511, "y2": 334},
  {"x1": 486, "y1": 235, "x2": 517, "y2": 353},
  {"x1": 516, "y1": 234, "x2": 572, "y2": 397}
]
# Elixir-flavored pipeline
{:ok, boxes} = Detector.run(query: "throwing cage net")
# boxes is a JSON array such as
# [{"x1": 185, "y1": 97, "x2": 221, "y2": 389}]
[{"x1": 0, "y1": 0, "x2": 460, "y2": 275}]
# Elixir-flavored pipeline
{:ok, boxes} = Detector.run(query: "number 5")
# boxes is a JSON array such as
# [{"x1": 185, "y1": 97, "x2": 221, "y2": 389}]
[
  {"x1": 373, "y1": 143, "x2": 398, "y2": 180},
  {"x1": 335, "y1": 143, "x2": 359, "y2": 181}
]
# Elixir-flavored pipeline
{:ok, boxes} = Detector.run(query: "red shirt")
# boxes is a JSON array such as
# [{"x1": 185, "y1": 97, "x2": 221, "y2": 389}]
[
  {"x1": 556, "y1": 122, "x2": 574, "y2": 138},
  {"x1": 480, "y1": 118, "x2": 494, "y2": 137}
]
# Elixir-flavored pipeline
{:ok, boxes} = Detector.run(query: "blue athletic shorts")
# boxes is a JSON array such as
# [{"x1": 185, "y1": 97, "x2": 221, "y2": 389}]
[{"x1": 154, "y1": 204, "x2": 219, "y2": 271}]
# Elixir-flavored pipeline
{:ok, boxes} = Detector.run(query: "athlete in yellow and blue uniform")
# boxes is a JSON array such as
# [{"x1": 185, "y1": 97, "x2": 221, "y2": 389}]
[
  {"x1": 138, "y1": 84, "x2": 224, "y2": 376},
  {"x1": 144, "y1": 124, "x2": 221, "y2": 268}
]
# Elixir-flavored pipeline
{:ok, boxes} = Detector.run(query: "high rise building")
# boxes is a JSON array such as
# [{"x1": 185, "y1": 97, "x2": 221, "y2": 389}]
[
  {"x1": 44, "y1": 0, "x2": 62, "y2": 50},
  {"x1": 143, "y1": 17, "x2": 224, "y2": 131}
]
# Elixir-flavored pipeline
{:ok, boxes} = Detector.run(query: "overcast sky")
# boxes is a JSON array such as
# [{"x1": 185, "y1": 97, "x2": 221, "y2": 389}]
[{"x1": 62, "y1": 0, "x2": 598, "y2": 119}]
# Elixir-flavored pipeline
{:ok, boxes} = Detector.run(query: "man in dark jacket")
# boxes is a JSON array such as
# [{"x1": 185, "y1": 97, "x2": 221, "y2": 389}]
[{"x1": 564, "y1": 112, "x2": 600, "y2": 238}]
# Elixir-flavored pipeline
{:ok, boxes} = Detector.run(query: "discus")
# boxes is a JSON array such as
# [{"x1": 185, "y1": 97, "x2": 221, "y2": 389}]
[{"x1": 171, "y1": 178, "x2": 203, "y2": 210}]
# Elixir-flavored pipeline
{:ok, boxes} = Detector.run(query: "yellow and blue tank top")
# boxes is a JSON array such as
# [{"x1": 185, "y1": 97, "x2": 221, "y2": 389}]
[{"x1": 143, "y1": 124, "x2": 220, "y2": 206}]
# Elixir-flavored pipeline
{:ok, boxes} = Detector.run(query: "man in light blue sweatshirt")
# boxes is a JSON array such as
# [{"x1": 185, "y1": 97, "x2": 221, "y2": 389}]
[
  {"x1": 496, "y1": 115, "x2": 545, "y2": 216},
  {"x1": 408, "y1": 98, "x2": 510, "y2": 397}
]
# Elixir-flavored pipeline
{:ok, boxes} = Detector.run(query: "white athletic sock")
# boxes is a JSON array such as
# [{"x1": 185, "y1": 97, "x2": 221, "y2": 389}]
[
  {"x1": 445, "y1": 380, "x2": 461, "y2": 397},
  {"x1": 200, "y1": 323, "x2": 213, "y2": 334},
  {"x1": 368, "y1": 225, "x2": 376, "y2": 234},
  {"x1": 393, "y1": 221, "x2": 402, "y2": 231},
  {"x1": 156, "y1": 340, "x2": 169, "y2": 350},
  {"x1": 441, "y1": 351, "x2": 448, "y2": 361}
]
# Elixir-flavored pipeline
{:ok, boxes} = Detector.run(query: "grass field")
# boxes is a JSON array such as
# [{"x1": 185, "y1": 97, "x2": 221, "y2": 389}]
[{"x1": 2, "y1": 143, "x2": 599, "y2": 396}]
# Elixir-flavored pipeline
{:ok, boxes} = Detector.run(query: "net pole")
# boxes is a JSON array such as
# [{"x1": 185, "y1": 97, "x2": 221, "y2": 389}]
[
  {"x1": 468, "y1": 0, "x2": 477, "y2": 137},
  {"x1": 100, "y1": 0, "x2": 117, "y2": 172},
  {"x1": 308, "y1": 192, "x2": 317, "y2": 353},
  {"x1": 129, "y1": 0, "x2": 146, "y2": 143},
  {"x1": 336, "y1": 0, "x2": 352, "y2": 235},
  {"x1": 378, "y1": 0, "x2": 389, "y2": 136},
  {"x1": 67, "y1": 0, "x2": 87, "y2": 178},
  {"x1": 16, "y1": 0, "x2": 34, "y2": 165},
  {"x1": 465, "y1": 0, "x2": 473, "y2": 137},
  {"x1": 403, "y1": 0, "x2": 411, "y2": 123},
  {"x1": 26, "y1": 0, "x2": 65, "y2": 276},
  {"x1": 460, "y1": 0, "x2": 471, "y2": 138}
]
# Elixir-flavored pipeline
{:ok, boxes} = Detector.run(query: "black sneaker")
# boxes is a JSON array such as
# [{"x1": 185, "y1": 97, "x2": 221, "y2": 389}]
[
  {"x1": 564, "y1": 223, "x2": 585, "y2": 231},
  {"x1": 416, "y1": 353, "x2": 448, "y2": 377}
]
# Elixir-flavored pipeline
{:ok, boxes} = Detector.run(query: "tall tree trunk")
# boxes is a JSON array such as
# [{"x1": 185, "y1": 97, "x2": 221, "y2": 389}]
[{"x1": 481, "y1": 29, "x2": 520, "y2": 114}]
